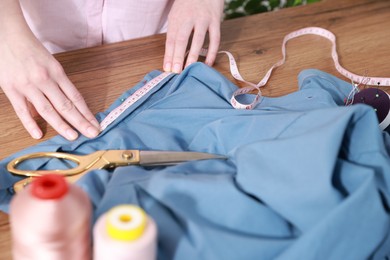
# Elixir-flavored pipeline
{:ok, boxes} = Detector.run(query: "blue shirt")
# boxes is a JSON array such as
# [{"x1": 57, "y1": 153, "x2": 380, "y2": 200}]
[{"x1": 1, "y1": 63, "x2": 389, "y2": 259}]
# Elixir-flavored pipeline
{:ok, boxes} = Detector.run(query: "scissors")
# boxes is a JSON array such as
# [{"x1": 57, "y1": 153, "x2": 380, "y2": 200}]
[{"x1": 7, "y1": 150, "x2": 226, "y2": 193}]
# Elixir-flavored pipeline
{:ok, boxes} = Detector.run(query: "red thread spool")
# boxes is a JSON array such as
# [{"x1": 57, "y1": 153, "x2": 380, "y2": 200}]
[
  {"x1": 10, "y1": 174, "x2": 92, "y2": 260},
  {"x1": 31, "y1": 174, "x2": 69, "y2": 199}
]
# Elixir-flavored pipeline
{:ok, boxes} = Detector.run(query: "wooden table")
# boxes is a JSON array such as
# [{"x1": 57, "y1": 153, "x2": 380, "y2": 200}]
[{"x1": 1, "y1": 0, "x2": 389, "y2": 258}]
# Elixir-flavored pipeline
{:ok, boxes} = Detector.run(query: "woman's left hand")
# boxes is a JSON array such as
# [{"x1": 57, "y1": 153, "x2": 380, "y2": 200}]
[{"x1": 163, "y1": 0, "x2": 225, "y2": 73}]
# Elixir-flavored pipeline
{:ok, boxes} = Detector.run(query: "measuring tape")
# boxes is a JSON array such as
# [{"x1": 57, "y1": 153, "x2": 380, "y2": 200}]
[
  {"x1": 223, "y1": 26, "x2": 390, "y2": 110},
  {"x1": 100, "y1": 72, "x2": 173, "y2": 131},
  {"x1": 100, "y1": 27, "x2": 390, "y2": 130}
]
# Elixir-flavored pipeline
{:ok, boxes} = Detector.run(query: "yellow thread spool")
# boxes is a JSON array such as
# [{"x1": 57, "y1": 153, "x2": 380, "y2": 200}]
[{"x1": 106, "y1": 205, "x2": 147, "y2": 241}]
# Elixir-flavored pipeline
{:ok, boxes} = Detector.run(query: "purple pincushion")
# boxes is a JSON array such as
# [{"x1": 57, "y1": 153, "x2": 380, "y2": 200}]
[{"x1": 352, "y1": 88, "x2": 390, "y2": 131}]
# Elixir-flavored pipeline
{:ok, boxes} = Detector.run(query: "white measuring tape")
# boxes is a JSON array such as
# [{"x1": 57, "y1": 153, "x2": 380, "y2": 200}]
[
  {"x1": 100, "y1": 71, "x2": 173, "y2": 130},
  {"x1": 225, "y1": 26, "x2": 390, "y2": 110},
  {"x1": 100, "y1": 26, "x2": 390, "y2": 130}
]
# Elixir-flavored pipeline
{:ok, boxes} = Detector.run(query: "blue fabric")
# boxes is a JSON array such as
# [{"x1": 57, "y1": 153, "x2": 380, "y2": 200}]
[{"x1": 1, "y1": 63, "x2": 390, "y2": 259}]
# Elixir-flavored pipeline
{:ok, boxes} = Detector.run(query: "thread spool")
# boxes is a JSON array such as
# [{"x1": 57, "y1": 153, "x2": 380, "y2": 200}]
[
  {"x1": 9, "y1": 174, "x2": 92, "y2": 260},
  {"x1": 93, "y1": 205, "x2": 157, "y2": 260}
]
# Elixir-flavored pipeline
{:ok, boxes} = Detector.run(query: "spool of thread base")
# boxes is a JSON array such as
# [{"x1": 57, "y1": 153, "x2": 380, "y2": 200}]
[
  {"x1": 9, "y1": 174, "x2": 92, "y2": 260},
  {"x1": 93, "y1": 205, "x2": 157, "y2": 260}
]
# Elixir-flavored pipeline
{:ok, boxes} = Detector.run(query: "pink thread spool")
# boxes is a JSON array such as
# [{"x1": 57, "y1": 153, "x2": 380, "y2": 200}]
[
  {"x1": 9, "y1": 174, "x2": 92, "y2": 260},
  {"x1": 93, "y1": 204, "x2": 157, "y2": 260}
]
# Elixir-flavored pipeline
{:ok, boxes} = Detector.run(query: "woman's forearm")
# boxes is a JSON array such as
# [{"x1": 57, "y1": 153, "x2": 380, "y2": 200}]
[{"x1": 0, "y1": 0, "x2": 33, "y2": 40}]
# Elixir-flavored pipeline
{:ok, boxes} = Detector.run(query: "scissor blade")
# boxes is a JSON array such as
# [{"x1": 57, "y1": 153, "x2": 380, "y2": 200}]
[{"x1": 139, "y1": 151, "x2": 226, "y2": 166}]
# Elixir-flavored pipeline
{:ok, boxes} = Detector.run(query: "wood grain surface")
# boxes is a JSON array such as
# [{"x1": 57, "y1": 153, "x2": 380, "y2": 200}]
[{"x1": 1, "y1": 0, "x2": 389, "y2": 258}]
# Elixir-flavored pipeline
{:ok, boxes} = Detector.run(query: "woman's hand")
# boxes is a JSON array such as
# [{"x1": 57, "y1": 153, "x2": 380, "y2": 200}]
[
  {"x1": 163, "y1": 0, "x2": 225, "y2": 73},
  {"x1": 0, "y1": 0, "x2": 100, "y2": 141}
]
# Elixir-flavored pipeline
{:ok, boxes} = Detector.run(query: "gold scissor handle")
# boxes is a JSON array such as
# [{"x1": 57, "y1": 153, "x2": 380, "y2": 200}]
[
  {"x1": 8, "y1": 150, "x2": 141, "y2": 193},
  {"x1": 7, "y1": 151, "x2": 106, "y2": 177}
]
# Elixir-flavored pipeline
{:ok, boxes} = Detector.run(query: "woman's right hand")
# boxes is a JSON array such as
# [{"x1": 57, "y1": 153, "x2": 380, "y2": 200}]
[{"x1": 0, "y1": 0, "x2": 100, "y2": 141}]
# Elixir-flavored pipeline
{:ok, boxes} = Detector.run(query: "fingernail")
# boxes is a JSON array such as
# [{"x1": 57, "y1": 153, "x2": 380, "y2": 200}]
[
  {"x1": 66, "y1": 129, "x2": 78, "y2": 140},
  {"x1": 91, "y1": 119, "x2": 100, "y2": 128},
  {"x1": 172, "y1": 63, "x2": 181, "y2": 74},
  {"x1": 32, "y1": 129, "x2": 42, "y2": 139},
  {"x1": 164, "y1": 62, "x2": 172, "y2": 72},
  {"x1": 86, "y1": 126, "x2": 99, "y2": 138}
]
